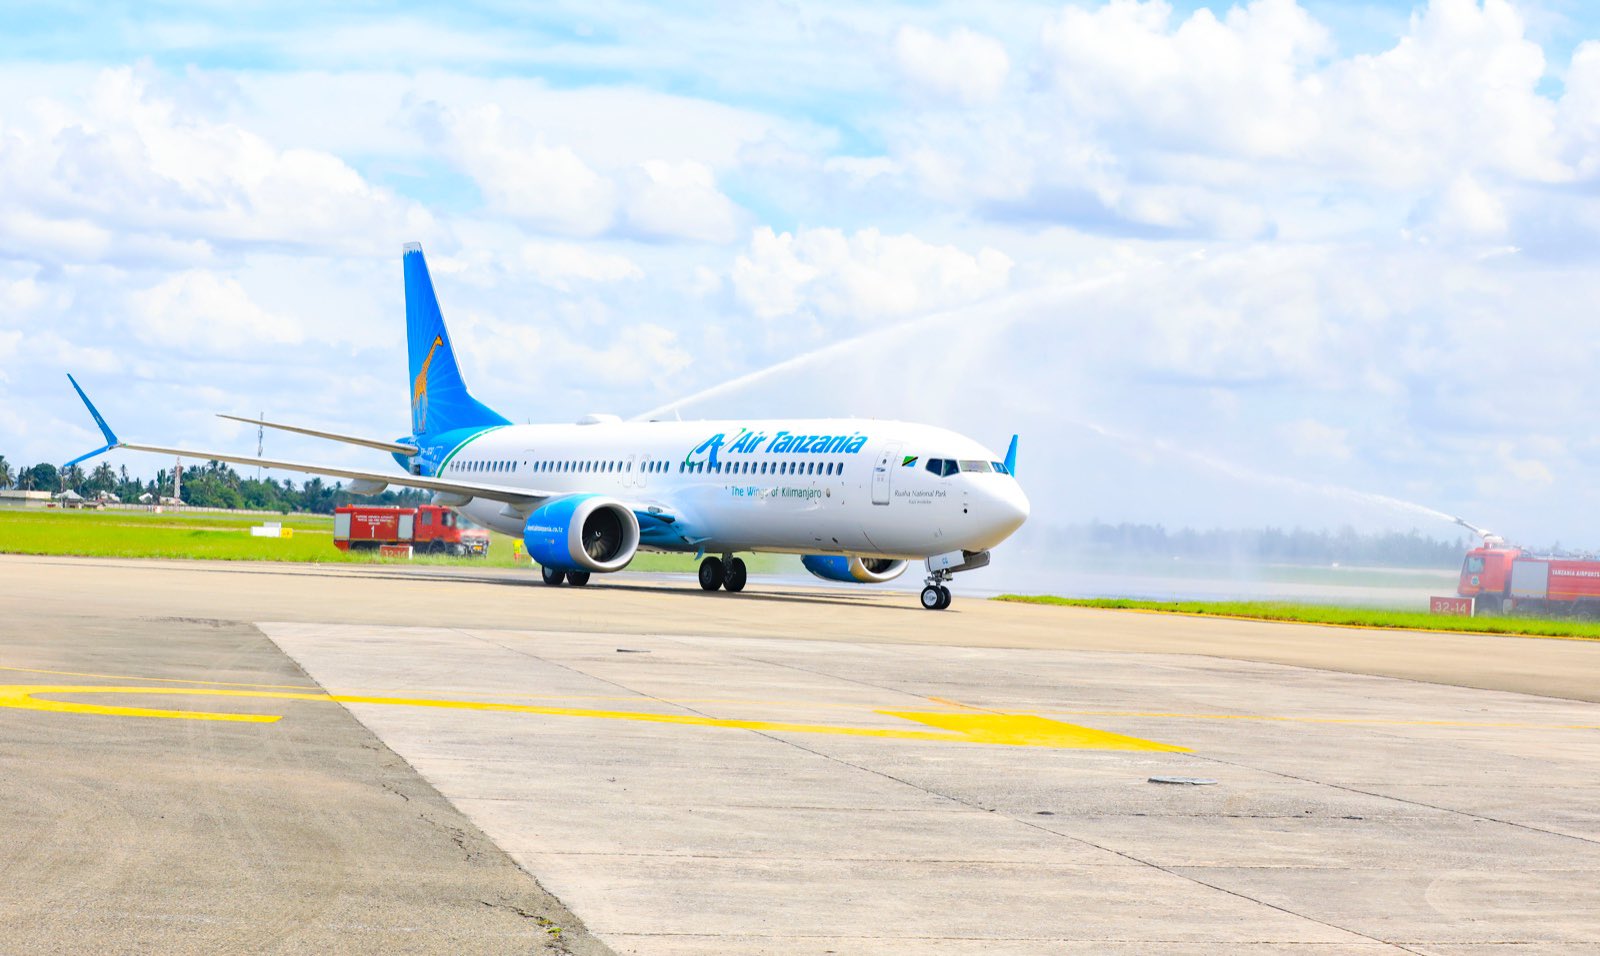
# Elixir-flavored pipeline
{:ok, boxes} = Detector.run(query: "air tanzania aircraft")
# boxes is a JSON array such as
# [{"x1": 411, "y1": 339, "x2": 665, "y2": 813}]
[{"x1": 67, "y1": 244, "x2": 1029, "y2": 610}]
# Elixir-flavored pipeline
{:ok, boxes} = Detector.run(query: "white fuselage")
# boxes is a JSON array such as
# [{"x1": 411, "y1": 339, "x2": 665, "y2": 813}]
[{"x1": 428, "y1": 418, "x2": 1030, "y2": 560}]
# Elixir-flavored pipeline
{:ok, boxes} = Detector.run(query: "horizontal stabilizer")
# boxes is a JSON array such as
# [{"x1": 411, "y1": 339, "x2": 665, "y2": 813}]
[{"x1": 218, "y1": 414, "x2": 418, "y2": 456}]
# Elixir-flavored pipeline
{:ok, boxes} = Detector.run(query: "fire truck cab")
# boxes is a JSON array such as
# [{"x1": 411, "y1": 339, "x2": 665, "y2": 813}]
[{"x1": 1457, "y1": 546, "x2": 1520, "y2": 614}]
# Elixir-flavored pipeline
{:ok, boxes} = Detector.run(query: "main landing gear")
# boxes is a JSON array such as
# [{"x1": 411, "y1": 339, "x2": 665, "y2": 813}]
[
  {"x1": 699, "y1": 555, "x2": 747, "y2": 593},
  {"x1": 540, "y1": 566, "x2": 591, "y2": 586},
  {"x1": 920, "y1": 570, "x2": 953, "y2": 611}
]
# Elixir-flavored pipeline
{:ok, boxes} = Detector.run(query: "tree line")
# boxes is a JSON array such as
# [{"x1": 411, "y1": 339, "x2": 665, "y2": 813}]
[
  {"x1": 1037, "y1": 521, "x2": 1471, "y2": 568},
  {"x1": 0, "y1": 454, "x2": 428, "y2": 514}
]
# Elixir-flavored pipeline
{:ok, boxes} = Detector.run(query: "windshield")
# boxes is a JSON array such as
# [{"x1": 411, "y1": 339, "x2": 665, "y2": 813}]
[{"x1": 1464, "y1": 555, "x2": 1485, "y2": 574}]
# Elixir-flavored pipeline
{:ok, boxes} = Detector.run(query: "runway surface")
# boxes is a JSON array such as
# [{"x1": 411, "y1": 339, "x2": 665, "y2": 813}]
[{"x1": 3, "y1": 554, "x2": 1600, "y2": 954}]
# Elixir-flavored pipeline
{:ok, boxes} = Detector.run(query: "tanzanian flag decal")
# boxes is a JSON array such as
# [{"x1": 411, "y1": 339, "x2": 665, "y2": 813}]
[{"x1": 902, "y1": 455, "x2": 918, "y2": 467}]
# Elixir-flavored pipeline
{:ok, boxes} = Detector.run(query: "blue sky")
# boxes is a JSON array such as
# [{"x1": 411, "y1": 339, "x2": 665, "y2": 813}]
[{"x1": 4, "y1": 0, "x2": 1600, "y2": 547}]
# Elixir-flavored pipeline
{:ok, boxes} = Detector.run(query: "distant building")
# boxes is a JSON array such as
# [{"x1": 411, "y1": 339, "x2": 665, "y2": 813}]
[{"x1": 0, "y1": 489, "x2": 52, "y2": 508}]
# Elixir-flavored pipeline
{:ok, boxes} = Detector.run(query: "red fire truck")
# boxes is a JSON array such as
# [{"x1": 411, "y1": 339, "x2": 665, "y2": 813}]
[
  {"x1": 333, "y1": 504, "x2": 490, "y2": 557},
  {"x1": 1457, "y1": 545, "x2": 1600, "y2": 615}
]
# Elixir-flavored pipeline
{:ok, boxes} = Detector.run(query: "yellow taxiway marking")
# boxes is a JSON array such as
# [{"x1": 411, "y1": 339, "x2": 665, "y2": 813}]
[
  {"x1": 0, "y1": 666, "x2": 1579, "y2": 734},
  {"x1": 1035, "y1": 709, "x2": 1600, "y2": 731},
  {"x1": 0, "y1": 684, "x2": 1185, "y2": 751}
]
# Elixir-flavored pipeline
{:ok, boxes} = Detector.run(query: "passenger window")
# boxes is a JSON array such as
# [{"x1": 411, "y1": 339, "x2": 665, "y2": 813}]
[{"x1": 421, "y1": 511, "x2": 432, "y2": 525}]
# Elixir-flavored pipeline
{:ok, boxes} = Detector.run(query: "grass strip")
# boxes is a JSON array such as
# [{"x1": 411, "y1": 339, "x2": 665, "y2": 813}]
[
  {"x1": 0, "y1": 508, "x2": 779, "y2": 573},
  {"x1": 994, "y1": 594, "x2": 1600, "y2": 641}
]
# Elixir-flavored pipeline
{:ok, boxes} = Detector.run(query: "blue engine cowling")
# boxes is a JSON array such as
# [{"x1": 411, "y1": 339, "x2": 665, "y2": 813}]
[
  {"x1": 523, "y1": 495, "x2": 640, "y2": 573},
  {"x1": 801, "y1": 555, "x2": 909, "y2": 584}
]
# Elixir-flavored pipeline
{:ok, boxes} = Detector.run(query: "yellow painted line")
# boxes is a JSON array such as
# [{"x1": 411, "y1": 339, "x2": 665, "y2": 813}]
[
  {"x1": 0, "y1": 684, "x2": 1184, "y2": 751},
  {"x1": 1014, "y1": 602, "x2": 1600, "y2": 643},
  {"x1": 0, "y1": 665, "x2": 979, "y2": 713},
  {"x1": 885, "y1": 711, "x2": 1186, "y2": 751},
  {"x1": 0, "y1": 685, "x2": 297, "y2": 723},
  {"x1": 1033, "y1": 709, "x2": 1600, "y2": 731}
]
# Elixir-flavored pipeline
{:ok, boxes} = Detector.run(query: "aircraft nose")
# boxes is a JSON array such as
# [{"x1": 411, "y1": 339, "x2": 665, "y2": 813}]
[{"x1": 973, "y1": 478, "x2": 1030, "y2": 546}]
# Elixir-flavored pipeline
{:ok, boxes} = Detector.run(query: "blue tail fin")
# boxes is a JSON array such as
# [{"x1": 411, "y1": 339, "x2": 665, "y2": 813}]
[{"x1": 405, "y1": 243, "x2": 509, "y2": 439}]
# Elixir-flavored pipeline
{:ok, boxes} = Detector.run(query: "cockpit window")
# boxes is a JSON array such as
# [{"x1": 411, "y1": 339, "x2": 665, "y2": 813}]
[
  {"x1": 958, "y1": 460, "x2": 993, "y2": 473},
  {"x1": 991, "y1": 461, "x2": 1009, "y2": 475},
  {"x1": 924, "y1": 458, "x2": 957, "y2": 477},
  {"x1": 1464, "y1": 556, "x2": 1485, "y2": 574}
]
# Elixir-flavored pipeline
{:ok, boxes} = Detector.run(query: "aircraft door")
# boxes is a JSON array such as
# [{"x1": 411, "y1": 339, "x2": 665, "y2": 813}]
[
  {"x1": 871, "y1": 443, "x2": 900, "y2": 506},
  {"x1": 627, "y1": 454, "x2": 637, "y2": 488}
]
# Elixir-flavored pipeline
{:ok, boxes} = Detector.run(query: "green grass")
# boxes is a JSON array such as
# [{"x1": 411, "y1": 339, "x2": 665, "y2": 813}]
[
  {"x1": 995, "y1": 594, "x2": 1600, "y2": 641},
  {"x1": 0, "y1": 507, "x2": 780, "y2": 573}
]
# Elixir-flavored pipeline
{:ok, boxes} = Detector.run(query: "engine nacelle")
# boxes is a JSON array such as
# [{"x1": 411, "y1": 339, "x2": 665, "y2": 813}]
[
  {"x1": 523, "y1": 495, "x2": 640, "y2": 573},
  {"x1": 801, "y1": 555, "x2": 909, "y2": 584}
]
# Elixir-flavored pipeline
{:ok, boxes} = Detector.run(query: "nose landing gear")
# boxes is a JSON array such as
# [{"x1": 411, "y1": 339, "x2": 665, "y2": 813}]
[{"x1": 918, "y1": 549, "x2": 991, "y2": 611}]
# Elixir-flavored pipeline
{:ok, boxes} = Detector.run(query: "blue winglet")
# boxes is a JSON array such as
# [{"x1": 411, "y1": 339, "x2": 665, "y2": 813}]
[
  {"x1": 1003, "y1": 434, "x2": 1018, "y2": 477},
  {"x1": 63, "y1": 374, "x2": 120, "y2": 468}
]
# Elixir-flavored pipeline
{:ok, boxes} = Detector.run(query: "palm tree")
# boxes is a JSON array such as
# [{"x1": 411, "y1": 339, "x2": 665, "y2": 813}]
[{"x1": 0, "y1": 455, "x2": 11, "y2": 490}]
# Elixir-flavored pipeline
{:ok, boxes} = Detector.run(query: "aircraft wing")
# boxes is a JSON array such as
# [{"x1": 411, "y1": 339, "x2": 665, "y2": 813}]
[
  {"x1": 116, "y1": 440, "x2": 547, "y2": 507},
  {"x1": 66, "y1": 375, "x2": 547, "y2": 508}
]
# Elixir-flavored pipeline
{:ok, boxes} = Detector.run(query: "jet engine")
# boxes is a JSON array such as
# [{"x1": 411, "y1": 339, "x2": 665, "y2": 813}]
[
  {"x1": 523, "y1": 495, "x2": 640, "y2": 573},
  {"x1": 801, "y1": 555, "x2": 909, "y2": 584}
]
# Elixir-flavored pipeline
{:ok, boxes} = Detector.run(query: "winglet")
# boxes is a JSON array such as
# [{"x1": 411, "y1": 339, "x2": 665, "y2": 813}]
[
  {"x1": 63, "y1": 374, "x2": 121, "y2": 468},
  {"x1": 1003, "y1": 434, "x2": 1018, "y2": 477}
]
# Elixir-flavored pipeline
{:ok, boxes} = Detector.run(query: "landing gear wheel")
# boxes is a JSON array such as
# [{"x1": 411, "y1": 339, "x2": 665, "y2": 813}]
[
  {"x1": 567, "y1": 571, "x2": 591, "y2": 587},
  {"x1": 541, "y1": 566, "x2": 566, "y2": 586},
  {"x1": 921, "y1": 586, "x2": 944, "y2": 610},
  {"x1": 724, "y1": 557, "x2": 747, "y2": 593},
  {"x1": 936, "y1": 586, "x2": 952, "y2": 610},
  {"x1": 699, "y1": 556, "x2": 725, "y2": 591}
]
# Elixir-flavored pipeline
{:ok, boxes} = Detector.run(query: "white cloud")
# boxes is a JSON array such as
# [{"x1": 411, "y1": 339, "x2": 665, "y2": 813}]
[
  {"x1": 621, "y1": 160, "x2": 744, "y2": 243},
  {"x1": 1041, "y1": 0, "x2": 1329, "y2": 157},
  {"x1": 1279, "y1": 418, "x2": 1352, "y2": 462},
  {"x1": 435, "y1": 104, "x2": 746, "y2": 242},
  {"x1": 0, "y1": 67, "x2": 431, "y2": 263},
  {"x1": 731, "y1": 226, "x2": 1012, "y2": 321},
  {"x1": 894, "y1": 26, "x2": 1011, "y2": 105},
  {"x1": 442, "y1": 104, "x2": 619, "y2": 237},
  {"x1": 1497, "y1": 442, "x2": 1555, "y2": 485},
  {"x1": 865, "y1": 0, "x2": 1588, "y2": 247},
  {"x1": 518, "y1": 242, "x2": 644, "y2": 291},
  {"x1": 128, "y1": 270, "x2": 304, "y2": 351}
]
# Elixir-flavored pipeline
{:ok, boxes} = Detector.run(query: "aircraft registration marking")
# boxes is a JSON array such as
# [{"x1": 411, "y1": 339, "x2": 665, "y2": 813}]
[{"x1": 0, "y1": 683, "x2": 1185, "y2": 751}]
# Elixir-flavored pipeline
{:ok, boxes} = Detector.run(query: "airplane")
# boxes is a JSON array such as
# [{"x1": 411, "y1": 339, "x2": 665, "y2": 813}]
[{"x1": 65, "y1": 243, "x2": 1029, "y2": 610}]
